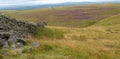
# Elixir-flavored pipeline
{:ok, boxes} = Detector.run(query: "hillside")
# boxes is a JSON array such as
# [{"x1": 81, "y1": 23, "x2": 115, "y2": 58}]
[
  {"x1": 5, "y1": 4, "x2": 120, "y2": 27},
  {"x1": 3, "y1": 21, "x2": 120, "y2": 59},
  {"x1": 95, "y1": 14, "x2": 120, "y2": 26},
  {"x1": 1, "y1": 4, "x2": 120, "y2": 59}
]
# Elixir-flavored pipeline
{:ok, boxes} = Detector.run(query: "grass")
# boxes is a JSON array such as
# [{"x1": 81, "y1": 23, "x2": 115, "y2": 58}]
[
  {"x1": 1, "y1": 3, "x2": 120, "y2": 59},
  {"x1": 35, "y1": 28, "x2": 65, "y2": 39},
  {"x1": 2, "y1": 24, "x2": 120, "y2": 59},
  {"x1": 95, "y1": 14, "x2": 120, "y2": 26}
]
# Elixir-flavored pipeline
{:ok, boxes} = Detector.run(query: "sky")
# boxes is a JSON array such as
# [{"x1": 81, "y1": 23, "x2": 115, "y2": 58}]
[{"x1": 0, "y1": 0, "x2": 119, "y2": 6}]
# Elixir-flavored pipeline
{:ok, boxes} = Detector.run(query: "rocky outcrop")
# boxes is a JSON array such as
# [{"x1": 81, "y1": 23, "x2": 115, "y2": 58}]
[{"x1": 0, "y1": 15, "x2": 39, "y2": 48}]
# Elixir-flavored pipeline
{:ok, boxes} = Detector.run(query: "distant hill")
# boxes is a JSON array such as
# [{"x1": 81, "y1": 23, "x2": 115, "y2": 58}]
[
  {"x1": 4, "y1": 4, "x2": 120, "y2": 27},
  {"x1": 0, "y1": 2, "x2": 104, "y2": 10}
]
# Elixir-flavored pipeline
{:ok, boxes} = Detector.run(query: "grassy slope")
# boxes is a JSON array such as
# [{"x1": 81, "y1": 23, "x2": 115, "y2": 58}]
[
  {"x1": 3, "y1": 12, "x2": 120, "y2": 59},
  {"x1": 5, "y1": 4, "x2": 120, "y2": 27},
  {"x1": 95, "y1": 14, "x2": 120, "y2": 26},
  {"x1": 1, "y1": 4, "x2": 120, "y2": 59},
  {"x1": 4, "y1": 25, "x2": 120, "y2": 59}
]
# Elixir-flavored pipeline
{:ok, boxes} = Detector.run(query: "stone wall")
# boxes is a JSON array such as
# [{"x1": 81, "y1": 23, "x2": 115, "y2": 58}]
[
  {"x1": 0, "y1": 15, "x2": 38, "y2": 48},
  {"x1": 0, "y1": 15, "x2": 38, "y2": 37}
]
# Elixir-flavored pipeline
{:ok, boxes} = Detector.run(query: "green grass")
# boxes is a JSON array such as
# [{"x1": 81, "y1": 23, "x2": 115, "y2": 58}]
[
  {"x1": 35, "y1": 28, "x2": 65, "y2": 39},
  {"x1": 95, "y1": 14, "x2": 120, "y2": 26},
  {"x1": 47, "y1": 20, "x2": 98, "y2": 28}
]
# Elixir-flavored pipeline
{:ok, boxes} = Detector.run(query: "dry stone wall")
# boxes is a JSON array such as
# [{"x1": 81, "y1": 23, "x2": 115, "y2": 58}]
[{"x1": 0, "y1": 15, "x2": 38, "y2": 48}]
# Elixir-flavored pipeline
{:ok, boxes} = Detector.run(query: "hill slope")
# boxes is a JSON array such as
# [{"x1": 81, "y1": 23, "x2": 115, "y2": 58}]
[
  {"x1": 5, "y1": 4, "x2": 120, "y2": 27},
  {"x1": 95, "y1": 14, "x2": 120, "y2": 26},
  {"x1": 1, "y1": 4, "x2": 120, "y2": 59}
]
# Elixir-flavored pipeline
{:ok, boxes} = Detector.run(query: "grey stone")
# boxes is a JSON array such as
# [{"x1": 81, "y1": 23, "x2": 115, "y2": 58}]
[
  {"x1": 0, "y1": 39, "x2": 5, "y2": 47},
  {"x1": 11, "y1": 44, "x2": 16, "y2": 48},
  {"x1": 0, "y1": 32, "x2": 10, "y2": 41},
  {"x1": 17, "y1": 38, "x2": 26, "y2": 45},
  {"x1": 3, "y1": 41, "x2": 9, "y2": 48},
  {"x1": 16, "y1": 42, "x2": 23, "y2": 48},
  {"x1": 8, "y1": 38, "x2": 17, "y2": 45}
]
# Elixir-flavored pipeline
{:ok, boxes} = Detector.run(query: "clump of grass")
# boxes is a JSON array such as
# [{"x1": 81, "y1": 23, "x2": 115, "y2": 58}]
[{"x1": 36, "y1": 28, "x2": 65, "y2": 39}]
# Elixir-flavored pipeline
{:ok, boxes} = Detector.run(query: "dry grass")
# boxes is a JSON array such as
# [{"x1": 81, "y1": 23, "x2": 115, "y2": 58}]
[{"x1": 3, "y1": 24, "x2": 120, "y2": 59}]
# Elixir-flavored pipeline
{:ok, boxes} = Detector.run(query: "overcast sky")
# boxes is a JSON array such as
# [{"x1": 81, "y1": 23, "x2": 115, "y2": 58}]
[{"x1": 0, "y1": 0, "x2": 119, "y2": 6}]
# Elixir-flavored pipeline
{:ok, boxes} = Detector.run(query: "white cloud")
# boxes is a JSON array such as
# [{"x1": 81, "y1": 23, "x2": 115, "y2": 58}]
[{"x1": 0, "y1": 0, "x2": 118, "y2": 6}]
